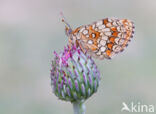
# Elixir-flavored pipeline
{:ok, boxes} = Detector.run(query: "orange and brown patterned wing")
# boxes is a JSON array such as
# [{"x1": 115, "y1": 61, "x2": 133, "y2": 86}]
[{"x1": 73, "y1": 18, "x2": 135, "y2": 60}]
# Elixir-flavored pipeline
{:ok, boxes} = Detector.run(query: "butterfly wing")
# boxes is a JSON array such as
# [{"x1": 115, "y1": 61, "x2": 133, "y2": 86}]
[{"x1": 72, "y1": 18, "x2": 135, "y2": 60}]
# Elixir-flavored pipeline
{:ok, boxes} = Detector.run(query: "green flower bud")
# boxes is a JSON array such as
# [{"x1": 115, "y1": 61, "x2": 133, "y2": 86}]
[{"x1": 51, "y1": 45, "x2": 100, "y2": 102}]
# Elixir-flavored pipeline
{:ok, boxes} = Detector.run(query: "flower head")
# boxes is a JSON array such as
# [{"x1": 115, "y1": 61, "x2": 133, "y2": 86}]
[{"x1": 51, "y1": 45, "x2": 100, "y2": 102}]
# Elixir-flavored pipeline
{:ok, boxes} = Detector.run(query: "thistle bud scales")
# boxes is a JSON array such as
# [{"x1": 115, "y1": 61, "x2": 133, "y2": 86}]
[{"x1": 51, "y1": 45, "x2": 100, "y2": 102}]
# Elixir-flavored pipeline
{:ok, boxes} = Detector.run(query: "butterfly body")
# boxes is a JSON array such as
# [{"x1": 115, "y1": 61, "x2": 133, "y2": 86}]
[{"x1": 64, "y1": 17, "x2": 135, "y2": 60}]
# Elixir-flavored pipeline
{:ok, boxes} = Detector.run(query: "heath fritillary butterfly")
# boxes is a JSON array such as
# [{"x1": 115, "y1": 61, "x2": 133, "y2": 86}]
[{"x1": 61, "y1": 13, "x2": 135, "y2": 60}]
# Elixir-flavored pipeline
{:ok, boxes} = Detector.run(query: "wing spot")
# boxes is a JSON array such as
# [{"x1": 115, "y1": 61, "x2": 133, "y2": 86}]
[
  {"x1": 106, "y1": 23, "x2": 112, "y2": 27},
  {"x1": 111, "y1": 27, "x2": 117, "y2": 31},
  {"x1": 105, "y1": 32, "x2": 112, "y2": 36},
  {"x1": 121, "y1": 27, "x2": 126, "y2": 32},
  {"x1": 100, "y1": 32, "x2": 104, "y2": 36},
  {"x1": 98, "y1": 44, "x2": 101, "y2": 48},
  {"x1": 100, "y1": 40, "x2": 106, "y2": 46},
  {"x1": 92, "y1": 24, "x2": 95, "y2": 29},
  {"x1": 83, "y1": 30, "x2": 88, "y2": 35},
  {"x1": 117, "y1": 27, "x2": 121, "y2": 32},
  {"x1": 112, "y1": 32, "x2": 118, "y2": 37},
  {"x1": 86, "y1": 34, "x2": 89, "y2": 38},
  {"x1": 112, "y1": 21, "x2": 118, "y2": 26},
  {"x1": 98, "y1": 25, "x2": 105, "y2": 29},
  {"x1": 100, "y1": 46, "x2": 106, "y2": 52},
  {"x1": 106, "y1": 50, "x2": 111, "y2": 56},
  {"x1": 102, "y1": 36, "x2": 108, "y2": 40},
  {"x1": 109, "y1": 37, "x2": 115, "y2": 43},
  {"x1": 102, "y1": 28, "x2": 110, "y2": 32},
  {"x1": 96, "y1": 21, "x2": 103, "y2": 26},
  {"x1": 113, "y1": 45, "x2": 121, "y2": 52},
  {"x1": 115, "y1": 38, "x2": 120, "y2": 44},
  {"x1": 107, "y1": 43, "x2": 113, "y2": 49},
  {"x1": 103, "y1": 19, "x2": 108, "y2": 24},
  {"x1": 76, "y1": 35, "x2": 80, "y2": 40},
  {"x1": 96, "y1": 51, "x2": 101, "y2": 56},
  {"x1": 97, "y1": 39, "x2": 100, "y2": 43},
  {"x1": 91, "y1": 33, "x2": 96, "y2": 38},
  {"x1": 79, "y1": 27, "x2": 85, "y2": 33},
  {"x1": 119, "y1": 39, "x2": 125, "y2": 45},
  {"x1": 108, "y1": 18, "x2": 113, "y2": 22},
  {"x1": 118, "y1": 33, "x2": 122, "y2": 37},
  {"x1": 88, "y1": 40, "x2": 93, "y2": 44}
]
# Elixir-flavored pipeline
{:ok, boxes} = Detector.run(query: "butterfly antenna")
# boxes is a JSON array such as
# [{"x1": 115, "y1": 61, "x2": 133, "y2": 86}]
[{"x1": 60, "y1": 12, "x2": 72, "y2": 29}]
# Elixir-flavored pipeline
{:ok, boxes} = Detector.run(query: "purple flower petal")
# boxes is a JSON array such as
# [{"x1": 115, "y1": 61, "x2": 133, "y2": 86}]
[
  {"x1": 66, "y1": 87, "x2": 71, "y2": 97},
  {"x1": 83, "y1": 73, "x2": 87, "y2": 86},
  {"x1": 68, "y1": 78, "x2": 72, "y2": 89},
  {"x1": 81, "y1": 84, "x2": 85, "y2": 95},
  {"x1": 74, "y1": 80, "x2": 79, "y2": 92},
  {"x1": 88, "y1": 74, "x2": 93, "y2": 87}
]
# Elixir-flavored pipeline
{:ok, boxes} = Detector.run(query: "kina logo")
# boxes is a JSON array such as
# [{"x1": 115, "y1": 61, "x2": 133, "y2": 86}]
[{"x1": 121, "y1": 102, "x2": 155, "y2": 113}]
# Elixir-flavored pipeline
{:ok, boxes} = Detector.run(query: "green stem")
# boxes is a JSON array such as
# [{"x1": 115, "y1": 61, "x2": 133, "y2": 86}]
[{"x1": 73, "y1": 100, "x2": 85, "y2": 114}]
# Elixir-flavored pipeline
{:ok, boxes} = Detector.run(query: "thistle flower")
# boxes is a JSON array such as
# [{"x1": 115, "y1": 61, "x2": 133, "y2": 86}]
[{"x1": 50, "y1": 45, "x2": 100, "y2": 114}]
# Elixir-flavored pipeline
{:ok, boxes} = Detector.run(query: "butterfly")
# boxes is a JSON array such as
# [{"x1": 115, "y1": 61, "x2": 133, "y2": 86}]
[{"x1": 61, "y1": 13, "x2": 135, "y2": 60}]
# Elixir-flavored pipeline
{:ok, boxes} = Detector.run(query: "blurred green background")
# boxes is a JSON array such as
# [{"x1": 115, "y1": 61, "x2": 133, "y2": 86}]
[{"x1": 0, "y1": 0, "x2": 156, "y2": 114}]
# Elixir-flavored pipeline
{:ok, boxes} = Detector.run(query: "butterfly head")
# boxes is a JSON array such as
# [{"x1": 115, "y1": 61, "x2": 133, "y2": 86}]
[
  {"x1": 64, "y1": 24, "x2": 72, "y2": 37},
  {"x1": 64, "y1": 24, "x2": 76, "y2": 46}
]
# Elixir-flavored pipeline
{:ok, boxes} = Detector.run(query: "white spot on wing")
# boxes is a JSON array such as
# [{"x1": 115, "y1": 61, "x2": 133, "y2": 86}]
[
  {"x1": 113, "y1": 45, "x2": 121, "y2": 52},
  {"x1": 100, "y1": 40, "x2": 106, "y2": 46},
  {"x1": 73, "y1": 36, "x2": 78, "y2": 40},
  {"x1": 92, "y1": 33, "x2": 96, "y2": 38},
  {"x1": 88, "y1": 40, "x2": 93, "y2": 44},
  {"x1": 95, "y1": 28, "x2": 98, "y2": 31},
  {"x1": 96, "y1": 51, "x2": 101, "y2": 56},
  {"x1": 102, "y1": 28, "x2": 110, "y2": 32},
  {"x1": 96, "y1": 21, "x2": 103, "y2": 26},
  {"x1": 76, "y1": 34, "x2": 80, "y2": 40},
  {"x1": 115, "y1": 38, "x2": 119, "y2": 44},
  {"x1": 105, "y1": 32, "x2": 112, "y2": 36},
  {"x1": 119, "y1": 39, "x2": 125, "y2": 45},
  {"x1": 117, "y1": 27, "x2": 121, "y2": 32},
  {"x1": 92, "y1": 24, "x2": 95, "y2": 29},
  {"x1": 98, "y1": 25, "x2": 105, "y2": 29},
  {"x1": 108, "y1": 18, "x2": 112, "y2": 22},
  {"x1": 106, "y1": 23, "x2": 112, "y2": 27},
  {"x1": 121, "y1": 27, "x2": 126, "y2": 32},
  {"x1": 102, "y1": 36, "x2": 108, "y2": 40},
  {"x1": 112, "y1": 21, "x2": 118, "y2": 26},
  {"x1": 86, "y1": 34, "x2": 89, "y2": 38},
  {"x1": 83, "y1": 30, "x2": 88, "y2": 35},
  {"x1": 79, "y1": 27, "x2": 85, "y2": 32},
  {"x1": 97, "y1": 39, "x2": 100, "y2": 43},
  {"x1": 100, "y1": 32, "x2": 104, "y2": 36},
  {"x1": 117, "y1": 21, "x2": 121, "y2": 26},
  {"x1": 118, "y1": 33, "x2": 122, "y2": 37},
  {"x1": 98, "y1": 44, "x2": 101, "y2": 47},
  {"x1": 100, "y1": 46, "x2": 106, "y2": 52},
  {"x1": 125, "y1": 22, "x2": 129, "y2": 25}
]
